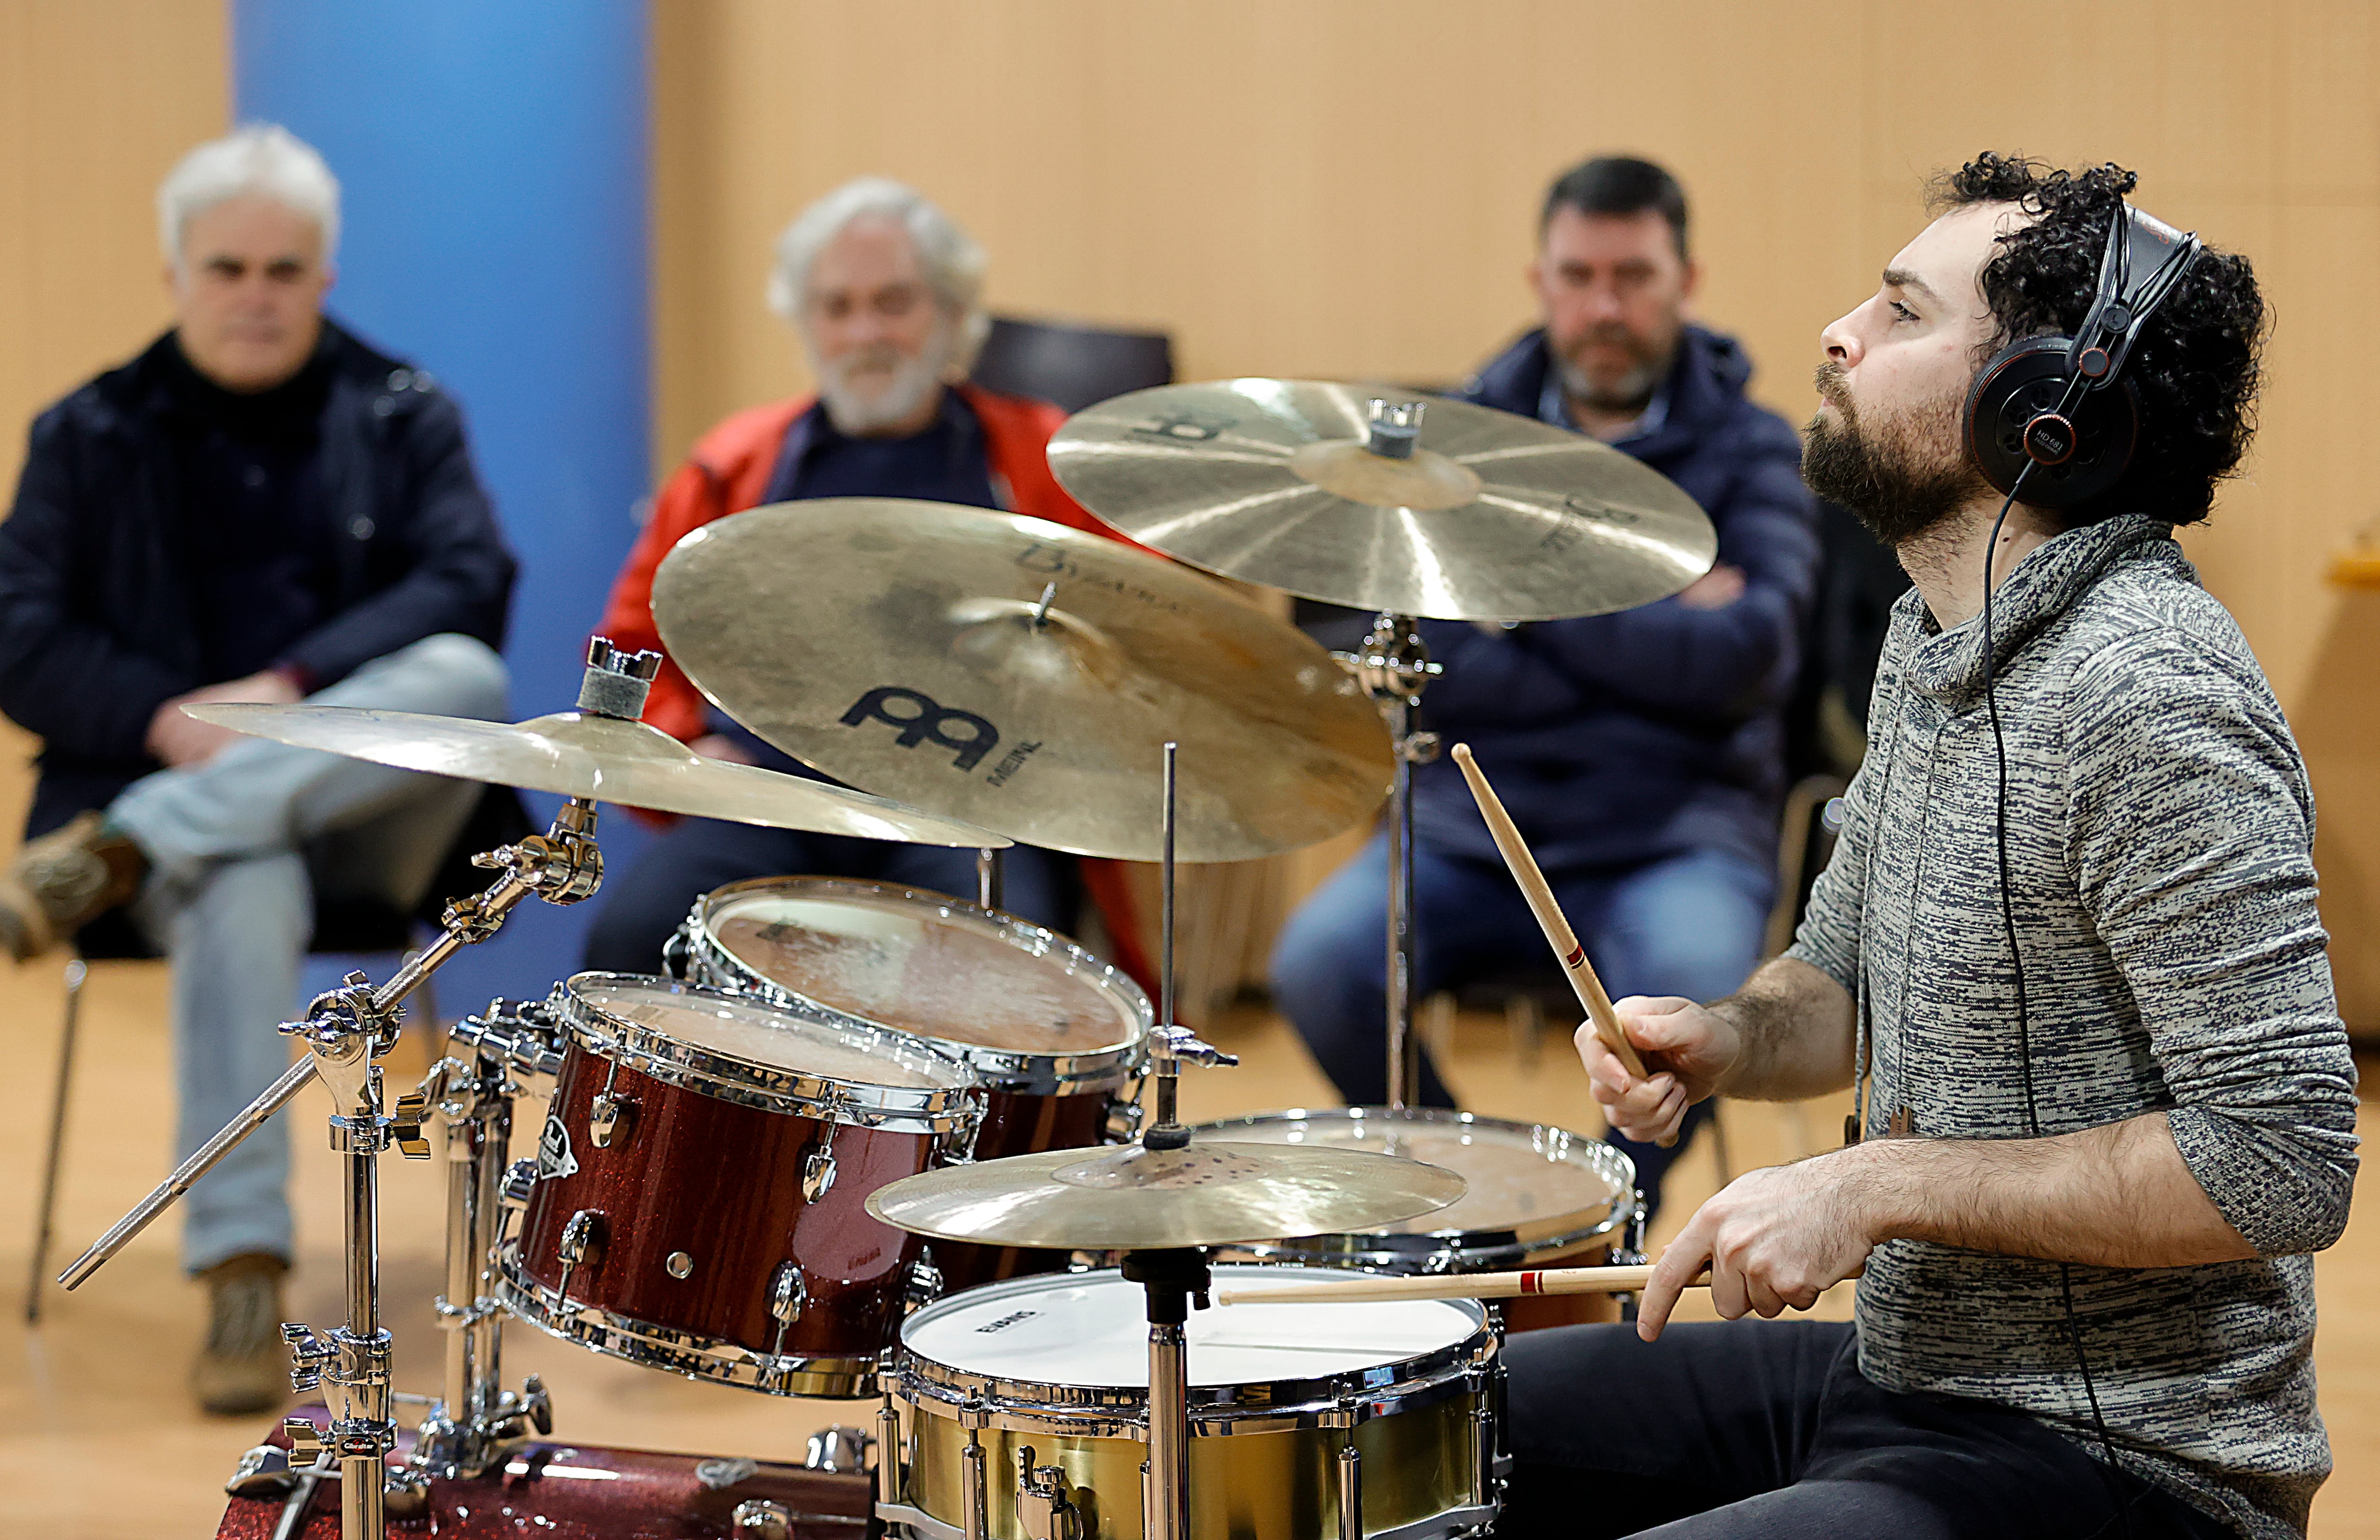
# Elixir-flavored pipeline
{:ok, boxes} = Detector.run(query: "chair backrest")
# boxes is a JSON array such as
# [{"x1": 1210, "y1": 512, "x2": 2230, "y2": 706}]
[{"x1": 970, "y1": 314, "x2": 1174, "y2": 413}]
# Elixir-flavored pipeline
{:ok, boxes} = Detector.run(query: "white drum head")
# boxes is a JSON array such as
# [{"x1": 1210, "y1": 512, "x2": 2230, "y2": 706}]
[
  {"x1": 901, "y1": 1267, "x2": 1478, "y2": 1389},
  {"x1": 567, "y1": 975, "x2": 961, "y2": 1090}
]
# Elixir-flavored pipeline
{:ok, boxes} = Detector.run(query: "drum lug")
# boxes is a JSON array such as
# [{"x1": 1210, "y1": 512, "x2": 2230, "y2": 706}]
[
  {"x1": 1335, "y1": 1437, "x2": 1363, "y2": 1540},
  {"x1": 960, "y1": 1410, "x2": 990, "y2": 1540},
  {"x1": 767, "y1": 1260, "x2": 809, "y2": 1360},
  {"x1": 906, "y1": 1247, "x2": 945, "y2": 1313},
  {"x1": 1613, "y1": 1187, "x2": 1650, "y2": 1267},
  {"x1": 659, "y1": 923, "x2": 694, "y2": 982},
  {"x1": 555, "y1": 1208, "x2": 606, "y2": 1303},
  {"x1": 1016, "y1": 1444, "x2": 1084, "y2": 1540},
  {"x1": 588, "y1": 1092, "x2": 637, "y2": 1150},
  {"x1": 803, "y1": 1116, "x2": 842, "y2": 1202},
  {"x1": 1103, "y1": 1088, "x2": 1145, "y2": 1144},
  {"x1": 876, "y1": 1396, "x2": 904, "y2": 1504}
]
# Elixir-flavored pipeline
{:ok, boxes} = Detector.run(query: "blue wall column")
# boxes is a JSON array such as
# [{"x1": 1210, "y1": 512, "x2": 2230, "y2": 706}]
[{"x1": 235, "y1": 0, "x2": 652, "y2": 1004}]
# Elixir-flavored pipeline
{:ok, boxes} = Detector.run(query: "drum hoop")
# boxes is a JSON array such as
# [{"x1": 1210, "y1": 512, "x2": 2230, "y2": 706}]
[
  {"x1": 1191, "y1": 1106, "x2": 1639, "y2": 1256},
  {"x1": 892, "y1": 1267, "x2": 1494, "y2": 1433},
  {"x1": 493, "y1": 1240, "x2": 879, "y2": 1399},
  {"x1": 555, "y1": 972, "x2": 982, "y2": 1134},
  {"x1": 683, "y1": 876, "x2": 1153, "y2": 1094}
]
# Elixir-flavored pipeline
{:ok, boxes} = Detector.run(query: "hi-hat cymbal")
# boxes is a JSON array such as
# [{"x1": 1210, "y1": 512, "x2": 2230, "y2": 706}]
[
  {"x1": 864, "y1": 1139, "x2": 1466, "y2": 1250},
  {"x1": 182, "y1": 702, "x2": 1012, "y2": 845},
  {"x1": 649, "y1": 499, "x2": 1391, "y2": 863},
  {"x1": 1046, "y1": 380, "x2": 1716, "y2": 622}
]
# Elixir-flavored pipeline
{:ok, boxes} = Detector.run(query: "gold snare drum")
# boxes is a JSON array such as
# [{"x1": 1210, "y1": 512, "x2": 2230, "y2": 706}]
[{"x1": 879, "y1": 1267, "x2": 1500, "y2": 1540}]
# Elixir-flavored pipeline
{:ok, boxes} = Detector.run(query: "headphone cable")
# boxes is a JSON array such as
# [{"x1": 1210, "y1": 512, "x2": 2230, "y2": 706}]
[{"x1": 1979, "y1": 465, "x2": 2134, "y2": 1536}]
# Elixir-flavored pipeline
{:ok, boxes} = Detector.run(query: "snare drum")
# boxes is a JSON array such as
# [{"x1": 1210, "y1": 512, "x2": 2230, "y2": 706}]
[
  {"x1": 880, "y1": 1267, "x2": 1500, "y2": 1540},
  {"x1": 1197, "y1": 1107, "x2": 1640, "y2": 1331},
  {"x1": 493, "y1": 973, "x2": 980, "y2": 1398},
  {"x1": 679, "y1": 877, "x2": 1151, "y2": 1291}
]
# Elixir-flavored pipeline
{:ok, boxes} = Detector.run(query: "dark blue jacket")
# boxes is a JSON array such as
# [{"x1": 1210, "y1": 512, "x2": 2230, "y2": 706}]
[
  {"x1": 1417, "y1": 324, "x2": 1818, "y2": 874},
  {"x1": 0, "y1": 321, "x2": 516, "y2": 838}
]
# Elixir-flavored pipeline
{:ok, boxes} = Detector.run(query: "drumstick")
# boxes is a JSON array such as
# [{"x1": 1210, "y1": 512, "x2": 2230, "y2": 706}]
[
  {"x1": 1450, "y1": 743, "x2": 1647, "y2": 1079},
  {"x1": 1212, "y1": 1264, "x2": 1709, "y2": 1307}
]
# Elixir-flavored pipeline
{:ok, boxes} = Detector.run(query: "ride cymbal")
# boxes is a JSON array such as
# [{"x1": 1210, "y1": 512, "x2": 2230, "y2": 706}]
[
  {"x1": 864, "y1": 1139, "x2": 1466, "y2": 1250},
  {"x1": 649, "y1": 499, "x2": 1391, "y2": 863},
  {"x1": 182, "y1": 702, "x2": 1011, "y2": 845},
  {"x1": 1046, "y1": 380, "x2": 1716, "y2": 622}
]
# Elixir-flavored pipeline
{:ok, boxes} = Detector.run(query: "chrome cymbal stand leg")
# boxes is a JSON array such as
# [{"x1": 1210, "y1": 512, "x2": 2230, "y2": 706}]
[
  {"x1": 1144, "y1": 743, "x2": 1237, "y2": 1154},
  {"x1": 975, "y1": 847, "x2": 1003, "y2": 911},
  {"x1": 1345, "y1": 612, "x2": 1442, "y2": 1110},
  {"x1": 1123, "y1": 1247, "x2": 1210, "y2": 1540},
  {"x1": 26, "y1": 956, "x2": 87, "y2": 1324}
]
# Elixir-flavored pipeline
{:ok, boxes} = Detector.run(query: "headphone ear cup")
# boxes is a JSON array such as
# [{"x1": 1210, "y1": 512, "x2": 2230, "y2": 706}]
[{"x1": 1963, "y1": 336, "x2": 2139, "y2": 512}]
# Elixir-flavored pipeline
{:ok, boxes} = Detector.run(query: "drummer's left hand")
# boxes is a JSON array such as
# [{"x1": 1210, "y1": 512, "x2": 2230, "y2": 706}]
[{"x1": 1636, "y1": 1149, "x2": 1877, "y2": 1341}]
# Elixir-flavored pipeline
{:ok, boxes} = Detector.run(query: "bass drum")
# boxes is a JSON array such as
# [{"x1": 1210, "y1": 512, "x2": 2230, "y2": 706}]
[
  {"x1": 680, "y1": 876, "x2": 1150, "y2": 1293},
  {"x1": 1197, "y1": 1106, "x2": 1640, "y2": 1330},
  {"x1": 881, "y1": 1267, "x2": 1500, "y2": 1540}
]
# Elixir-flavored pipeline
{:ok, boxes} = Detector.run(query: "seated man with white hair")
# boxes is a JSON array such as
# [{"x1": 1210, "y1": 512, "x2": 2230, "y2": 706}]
[
  {"x1": 0, "y1": 125, "x2": 515, "y2": 1413},
  {"x1": 583, "y1": 176, "x2": 1140, "y2": 973}
]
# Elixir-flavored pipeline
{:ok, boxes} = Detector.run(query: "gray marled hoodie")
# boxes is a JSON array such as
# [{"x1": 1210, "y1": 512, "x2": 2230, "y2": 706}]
[{"x1": 1786, "y1": 513, "x2": 2359, "y2": 1540}]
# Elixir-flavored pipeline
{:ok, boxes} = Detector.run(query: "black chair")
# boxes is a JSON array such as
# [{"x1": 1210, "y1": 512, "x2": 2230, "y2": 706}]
[
  {"x1": 25, "y1": 784, "x2": 532, "y2": 1320},
  {"x1": 969, "y1": 314, "x2": 1174, "y2": 413}
]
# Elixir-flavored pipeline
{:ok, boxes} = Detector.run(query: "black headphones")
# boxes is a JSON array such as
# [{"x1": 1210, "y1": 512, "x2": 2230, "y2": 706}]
[{"x1": 1961, "y1": 201, "x2": 2203, "y2": 510}]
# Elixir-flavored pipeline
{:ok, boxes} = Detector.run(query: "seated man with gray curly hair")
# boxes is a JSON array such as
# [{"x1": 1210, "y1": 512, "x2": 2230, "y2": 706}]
[
  {"x1": 583, "y1": 177, "x2": 1143, "y2": 976},
  {"x1": 0, "y1": 124, "x2": 515, "y2": 1414}
]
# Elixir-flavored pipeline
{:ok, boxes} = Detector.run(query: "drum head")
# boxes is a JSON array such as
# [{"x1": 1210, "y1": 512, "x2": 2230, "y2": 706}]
[
  {"x1": 564, "y1": 974, "x2": 967, "y2": 1092},
  {"x1": 1202, "y1": 1108, "x2": 1631, "y2": 1243},
  {"x1": 700, "y1": 879, "x2": 1147, "y2": 1056},
  {"x1": 901, "y1": 1267, "x2": 1478, "y2": 1391}
]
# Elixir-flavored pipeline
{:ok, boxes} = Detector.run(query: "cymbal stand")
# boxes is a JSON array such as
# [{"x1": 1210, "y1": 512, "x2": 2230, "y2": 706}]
[
  {"x1": 1132, "y1": 742, "x2": 1235, "y2": 1540},
  {"x1": 410, "y1": 1007, "x2": 562, "y2": 1480},
  {"x1": 975, "y1": 847, "x2": 1003, "y2": 911},
  {"x1": 1345, "y1": 610, "x2": 1442, "y2": 1111},
  {"x1": 59, "y1": 640, "x2": 650, "y2": 1540}
]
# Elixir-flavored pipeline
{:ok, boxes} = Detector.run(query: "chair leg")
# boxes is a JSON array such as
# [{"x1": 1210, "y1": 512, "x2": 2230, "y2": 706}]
[
  {"x1": 27, "y1": 956, "x2": 88, "y2": 1324},
  {"x1": 1506, "y1": 993, "x2": 1545, "y2": 1070}
]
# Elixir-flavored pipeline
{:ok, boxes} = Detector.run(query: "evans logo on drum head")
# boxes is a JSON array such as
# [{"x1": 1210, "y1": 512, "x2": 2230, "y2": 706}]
[
  {"x1": 539, "y1": 1113, "x2": 579, "y2": 1180},
  {"x1": 975, "y1": 1310, "x2": 1041, "y2": 1333}
]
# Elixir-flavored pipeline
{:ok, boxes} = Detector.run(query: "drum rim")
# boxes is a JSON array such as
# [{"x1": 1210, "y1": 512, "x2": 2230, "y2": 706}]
[
  {"x1": 493, "y1": 1239, "x2": 880, "y2": 1399},
  {"x1": 684, "y1": 876, "x2": 1153, "y2": 1094},
  {"x1": 1190, "y1": 1106, "x2": 1639, "y2": 1265},
  {"x1": 555, "y1": 971, "x2": 983, "y2": 1133},
  {"x1": 892, "y1": 1266, "x2": 1494, "y2": 1435}
]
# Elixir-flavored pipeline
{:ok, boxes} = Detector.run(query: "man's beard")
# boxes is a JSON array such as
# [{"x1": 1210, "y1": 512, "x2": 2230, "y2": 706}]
[
  {"x1": 1800, "y1": 362, "x2": 1988, "y2": 547},
  {"x1": 815, "y1": 324, "x2": 954, "y2": 435},
  {"x1": 1555, "y1": 320, "x2": 1680, "y2": 415}
]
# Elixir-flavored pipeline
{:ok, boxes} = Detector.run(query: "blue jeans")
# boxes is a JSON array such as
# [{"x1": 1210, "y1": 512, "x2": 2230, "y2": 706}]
[
  {"x1": 109, "y1": 634, "x2": 511, "y2": 1273},
  {"x1": 1269, "y1": 834, "x2": 1773, "y2": 1218}
]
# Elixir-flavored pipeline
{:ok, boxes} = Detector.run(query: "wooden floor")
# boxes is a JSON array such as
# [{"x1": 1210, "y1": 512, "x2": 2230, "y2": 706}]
[{"x1": 0, "y1": 948, "x2": 2369, "y2": 1537}]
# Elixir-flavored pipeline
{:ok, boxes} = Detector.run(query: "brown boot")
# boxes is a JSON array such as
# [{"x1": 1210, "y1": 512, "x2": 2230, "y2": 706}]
[
  {"x1": 191, "y1": 1253, "x2": 292, "y2": 1418},
  {"x1": 0, "y1": 811, "x2": 147, "y2": 961}
]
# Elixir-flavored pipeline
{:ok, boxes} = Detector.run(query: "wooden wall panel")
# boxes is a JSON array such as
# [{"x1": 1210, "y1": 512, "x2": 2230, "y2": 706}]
[{"x1": 0, "y1": 0, "x2": 229, "y2": 497}]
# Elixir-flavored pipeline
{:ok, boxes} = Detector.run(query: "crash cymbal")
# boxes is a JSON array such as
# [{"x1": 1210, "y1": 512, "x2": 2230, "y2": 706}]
[
  {"x1": 1046, "y1": 380, "x2": 1716, "y2": 622},
  {"x1": 864, "y1": 1139, "x2": 1466, "y2": 1250},
  {"x1": 182, "y1": 702, "x2": 1012, "y2": 845},
  {"x1": 650, "y1": 500, "x2": 1391, "y2": 863}
]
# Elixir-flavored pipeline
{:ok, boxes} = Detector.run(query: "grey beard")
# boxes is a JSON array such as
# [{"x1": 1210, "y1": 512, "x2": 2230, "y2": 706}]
[{"x1": 1557, "y1": 355, "x2": 1664, "y2": 417}]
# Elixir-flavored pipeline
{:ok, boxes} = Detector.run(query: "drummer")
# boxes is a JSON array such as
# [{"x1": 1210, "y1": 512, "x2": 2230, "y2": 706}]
[
  {"x1": 582, "y1": 178, "x2": 1143, "y2": 976},
  {"x1": 1270, "y1": 155, "x2": 1819, "y2": 1216},
  {"x1": 1504, "y1": 155, "x2": 2355, "y2": 1539}
]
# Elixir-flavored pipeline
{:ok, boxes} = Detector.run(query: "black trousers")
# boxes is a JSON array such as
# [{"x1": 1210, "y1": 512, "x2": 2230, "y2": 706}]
[{"x1": 1496, "y1": 1321, "x2": 2240, "y2": 1540}]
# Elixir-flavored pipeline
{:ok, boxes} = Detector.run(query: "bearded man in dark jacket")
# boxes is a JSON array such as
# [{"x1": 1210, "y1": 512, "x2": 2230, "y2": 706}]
[
  {"x1": 1271, "y1": 157, "x2": 1818, "y2": 1214},
  {"x1": 0, "y1": 127, "x2": 514, "y2": 1414}
]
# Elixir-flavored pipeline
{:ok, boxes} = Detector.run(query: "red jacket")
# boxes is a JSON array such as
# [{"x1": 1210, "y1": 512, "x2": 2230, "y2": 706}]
[{"x1": 592, "y1": 384, "x2": 1153, "y2": 987}]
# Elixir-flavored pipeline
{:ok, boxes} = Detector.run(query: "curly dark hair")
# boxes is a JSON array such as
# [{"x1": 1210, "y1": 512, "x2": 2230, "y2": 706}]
[{"x1": 1930, "y1": 152, "x2": 2266, "y2": 525}]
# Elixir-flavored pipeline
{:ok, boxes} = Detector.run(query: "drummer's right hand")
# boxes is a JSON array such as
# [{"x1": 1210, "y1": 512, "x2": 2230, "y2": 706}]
[{"x1": 1577, "y1": 996, "x2": 1740, "y2": 1146}]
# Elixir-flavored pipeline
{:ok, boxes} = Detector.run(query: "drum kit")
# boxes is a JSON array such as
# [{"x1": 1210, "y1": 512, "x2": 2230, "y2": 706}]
[{"x1": 51, "y1": 384, "x2": 1716, "y2": 1540}]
